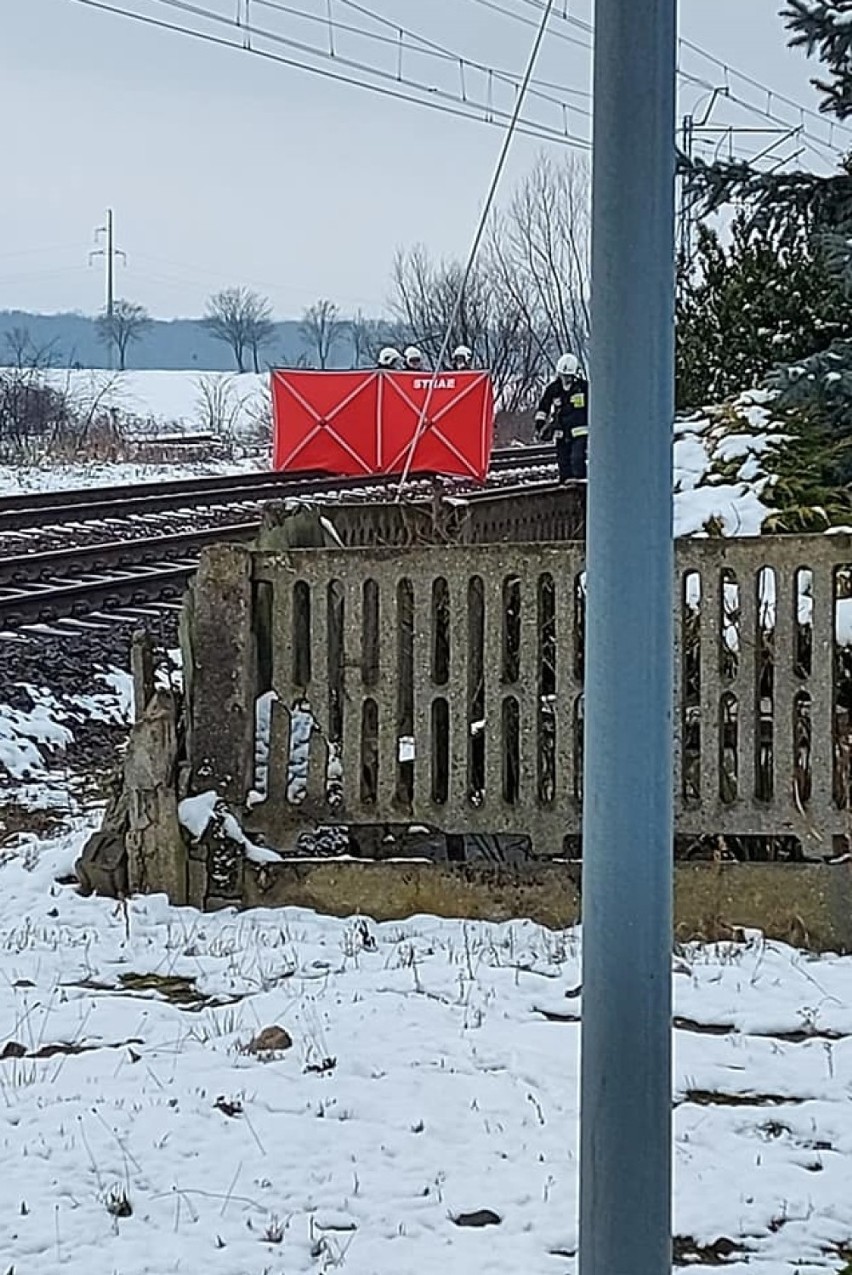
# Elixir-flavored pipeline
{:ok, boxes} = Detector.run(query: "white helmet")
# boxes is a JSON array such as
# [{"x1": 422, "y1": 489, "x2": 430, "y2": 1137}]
[
  {"x1": 404, "y1": 345, "x2": 423, "y2": 369},
  {"x1": 556, "y1": 352, "x2": 580, "y2": 379},
  {"x1": 378, "y1": 346, "x2": 403, "y2": 368},
  {"x1": 452, "y1": 345, "x2": 472, "y2": 367}
]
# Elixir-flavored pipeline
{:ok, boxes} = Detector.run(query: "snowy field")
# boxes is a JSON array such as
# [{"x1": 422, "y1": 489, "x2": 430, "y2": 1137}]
[
  {"x1": 0, "y1": 824, "x2": 848, "y2": 1274},
  {"x1": 0, "y1": 369, "x2": 270, "y2": 496},
  {"x1": 0, "y1": 368, "x2": 268, "y2": 436}
]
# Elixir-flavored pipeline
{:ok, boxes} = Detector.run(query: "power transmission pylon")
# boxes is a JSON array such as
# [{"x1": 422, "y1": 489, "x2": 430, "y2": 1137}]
[{"x1": 89, "y1": 210, "x2": 127, "y2": 370}]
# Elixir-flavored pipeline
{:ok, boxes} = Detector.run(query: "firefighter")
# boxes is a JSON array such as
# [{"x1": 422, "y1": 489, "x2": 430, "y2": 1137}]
[
  {"x1": 450, "y1": 344, "x2": 473, "y2": 371},
  {"x1": 378, "y1": 346, "x2": 405, "y2": 370},
  {"x1": 404, "y1": 345, "x2": 424, "y2": 371},
  {"x1": 534, "y1": 353, "x2": 589, "y2": 482}
]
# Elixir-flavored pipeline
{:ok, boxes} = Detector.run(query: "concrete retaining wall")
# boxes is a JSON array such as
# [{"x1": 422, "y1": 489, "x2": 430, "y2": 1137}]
[{"x1": 235, "y1": 859, "x2": 852, "y2": 953}]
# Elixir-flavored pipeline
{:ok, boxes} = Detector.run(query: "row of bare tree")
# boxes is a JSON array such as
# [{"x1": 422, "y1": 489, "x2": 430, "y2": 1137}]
[
  {"x1": 201, "y1": 153, "x2": 590, "y2": 409},
  {"x1": 4, "y1": 155, "x2": 590, "y2": 410}
]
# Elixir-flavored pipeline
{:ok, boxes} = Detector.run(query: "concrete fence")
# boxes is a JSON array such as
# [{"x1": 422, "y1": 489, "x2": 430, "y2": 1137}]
[{"x1": 184, "y1": 532, "x2": 852, "y2": 858}]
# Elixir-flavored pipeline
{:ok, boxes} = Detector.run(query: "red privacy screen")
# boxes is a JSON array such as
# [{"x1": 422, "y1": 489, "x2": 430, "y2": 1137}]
[{"x1": 271, "y1": 369, "x2": 494, "y2": 481}]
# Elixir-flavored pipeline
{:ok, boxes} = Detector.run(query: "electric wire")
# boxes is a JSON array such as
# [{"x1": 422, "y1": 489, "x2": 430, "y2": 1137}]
[
  {"x1": 62, "y1": 0, "x2": 848, "y2": 170},
  {"x1": 469, "y1": 0, "x2": 851, "y2": 159},
  {"x1": 396, "y1": 0, "x2": 555, "y2": 494},
  {"x1": 66, "y1": 0, "x2": 592, "y2": 147}
]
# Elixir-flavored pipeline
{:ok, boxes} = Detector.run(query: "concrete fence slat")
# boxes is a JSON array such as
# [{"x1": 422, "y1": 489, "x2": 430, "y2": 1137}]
[
  {"x1": 772, "y1": 562, "x2": 798, "y2": 829},
  {"x1": 698, "y1": 555, "x2": 723, "y2": 811},
  {"x1": 482, "y1": 567, "x2": 506, "y2": 810},
  {"x1": 555, "y1": 567, "x2": 578, "y2": 819},
  {"x1": 411, "y1": 575, "x2": 435, "y2": 815},
  {"x1": 736, "y1": 561, "x2": 759, "y2": 810},
  {"x1": 810, "y1": 555, "x2": 837, "y2": 822},
  {"x1": 375, "y1": 576, "x2": 401, "y2": 816},
  {"x1": 447, "y1": 576, "x2": 470, "y2": 821},
  {"x1": 341, "y1": 576, "x2": 364, "y2": 816}
]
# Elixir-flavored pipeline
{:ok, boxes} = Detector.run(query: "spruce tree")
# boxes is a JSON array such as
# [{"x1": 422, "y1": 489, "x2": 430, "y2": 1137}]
[
  {"x1": 786, "y1": 0, "x2": 852, "y2": 119},
  {"x1": 676, "y1": 210, "x2": 848, "y2": 410},
  {"x1": 681, "y1": 2, "x2": 852, "y2": 516}
]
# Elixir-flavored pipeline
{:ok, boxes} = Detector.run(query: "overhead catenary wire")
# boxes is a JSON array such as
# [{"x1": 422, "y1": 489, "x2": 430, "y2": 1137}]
[
  {"x1": 394, "y1": 0, "x2": 556, "y2": 497},
  {"x1": 512, "y1": 0, "x2": 852, "y2": 132},
  {"x1": 65, "y1": 0, "x2": 592, "y2": 148},
  {"x1": 468, "y1": 0, "x2": 851, "y2": 159},
  {"x1": 63, "y1": 0, "x2": 842, "y2": 172},
  {"x1": 254, "y1": 0, "x2": 594, "y2": 120}
]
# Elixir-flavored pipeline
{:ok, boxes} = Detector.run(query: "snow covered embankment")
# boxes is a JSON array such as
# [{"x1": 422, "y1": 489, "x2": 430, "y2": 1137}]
[
  {"x1": 0, "y1": 673, "x2": 133, "y2": 811},
  {"x1": 0, "y1": 825, "x2": 851, "y2": 1273}
]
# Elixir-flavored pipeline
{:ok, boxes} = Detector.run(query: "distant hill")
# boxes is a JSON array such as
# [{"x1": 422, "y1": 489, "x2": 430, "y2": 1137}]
[{"x1": 0, "y1": 310, "x2": 357, "y2": 371}]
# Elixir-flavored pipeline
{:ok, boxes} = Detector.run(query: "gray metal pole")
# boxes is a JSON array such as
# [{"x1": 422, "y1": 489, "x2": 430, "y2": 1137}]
[
  {"x1": 106, "y1": 209, "x2": 115, "y2": 320},
  {"x1": 578, "y1": 0, "x2": 677, "y2": 1272}
]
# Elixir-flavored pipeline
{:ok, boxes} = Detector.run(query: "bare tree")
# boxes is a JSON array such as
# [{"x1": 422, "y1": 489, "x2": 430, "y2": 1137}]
[
  {"x1": 201, "y1": 287, "x2": 275, "y2": 373},
  {"x1": 348, "y1": 309, "x2": 376, "y2": 368},
  {"x1": 390, "y1": 244, "x2": 545, "y2": 411},
  {"x1": 194, "y1": 373, "x2": 249, "y2": 439},
  {"x1": 346, "y1": 311, "x2": 404, "y2": 368},
  {"x1": 493, "y1": 152, "x2": 591, "y2": 367},
  {"x1": 4, "y1": 327, "x2": 60, "y2": 370},
  {"x1": 299, "y1": 299, "x2": 344, "y2": 369},
  {"x1": 95, "y1": 299, "x2": 152, "y2": 371},
  {"x1": 388, "y1": 153, "x2": 591, "y2": 411}
]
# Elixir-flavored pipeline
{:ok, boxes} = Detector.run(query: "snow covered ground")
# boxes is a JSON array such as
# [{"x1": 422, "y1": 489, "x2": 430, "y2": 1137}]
[
  {"x1": 0, "y1": 824, "x2": 849, "y2": 1274},
  {"x1": 1, "y1": 375, "x2": 849, "y2": 1271},
  {"x1": 0, "y1": 368, "x2": 268, "y2": 436},
  {"x1": 0, "y1": 453, "x2": 266, "y2": 497},
  {"x1": 0, "y1": 369, "x2": 271, "y2": 496},
  {"x1": 673, "y1": 390, "x2": 781, "y2": 538},
  {"x1": 0, "y1": 670, "x2": 133, "y2": 812}
]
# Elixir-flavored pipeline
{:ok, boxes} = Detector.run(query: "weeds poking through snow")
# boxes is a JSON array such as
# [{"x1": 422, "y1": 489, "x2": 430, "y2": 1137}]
[
  {"x1": 1, "y1": 825, "x2": 852, "y2": 1271},
  {"x1": 104, "y1": 1185, "x2": 132, "y2": 1218},
  {"x1": 262, "y1": 1215, "x2": 284, "y2": 1244}
]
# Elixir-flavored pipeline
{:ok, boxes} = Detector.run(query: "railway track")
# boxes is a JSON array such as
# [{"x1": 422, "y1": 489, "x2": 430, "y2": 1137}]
[
  {"x1": 0, "y1": 445, "x2": 554, "y2": 534},
  {"x1": 0, "y1": 452, "x2": 560, "y2": 632}
]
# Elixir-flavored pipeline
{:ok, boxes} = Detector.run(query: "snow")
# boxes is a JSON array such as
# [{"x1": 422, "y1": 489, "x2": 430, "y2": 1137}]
[
  {"x1": 249, "y1": 690, "x2": 277, "y2": 806},
  {"x1": 838, "y1": 598, "x2": 852, "y2": 647},
  {"x1": 319, "y1": 514, "x2": 345, "y2": 548},
  {"x1": 0, "y1": 827, "x2": 851, "y2": 1272},
  {"x1": 0, "y1": 698, "x2": 73, "y2": 780},
  {"x1": 0, "y1": 454, "x2": 264, "y2": 497},
  {"x1": 0, "y1": 675, "x2": 133, "y2": 805},
  {"x1": 0, "y1": 367, "x2": 267, "y2": 434},
  {"x1": 288, "y1": 705, "x2": 315, "y2": 805},
  {"x1": 178, "y1": 791, "x2": 284, "y2": 865},
  {"x1": 671, "y1": 392, "x2": 788, "y2": 537},
  {"x1": 176, "y1": 790, "x2": 219, "y2": 839},
  {"x1": 676, "y1": 482, "x2": 770, "y2": 538},
  {"x1": 0, "y1": 369, "x2": 271, "y2": 495},
  {"x1": 698, "y1": 568, "x2": 852, "y2": 649}
]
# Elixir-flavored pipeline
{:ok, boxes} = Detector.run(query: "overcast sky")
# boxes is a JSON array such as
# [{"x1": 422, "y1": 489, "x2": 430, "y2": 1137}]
[{"x1": 0, "y1": 0, "x2": 847, "y2": 319}]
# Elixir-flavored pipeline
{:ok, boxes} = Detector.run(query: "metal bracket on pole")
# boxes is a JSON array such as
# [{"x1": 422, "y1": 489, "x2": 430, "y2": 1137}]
[{"x1": 579, "y1": 1, "x2": 677, "y2": 1273}]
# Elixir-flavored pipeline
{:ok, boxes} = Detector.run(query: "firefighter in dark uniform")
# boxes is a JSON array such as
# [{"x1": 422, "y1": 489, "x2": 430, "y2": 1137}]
[{"x1": 534, "y1": 353, "x2": 589, "y2": 481}]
